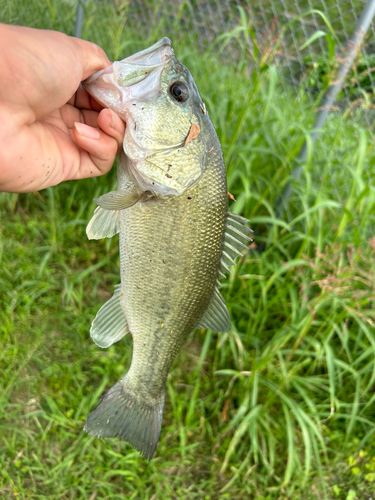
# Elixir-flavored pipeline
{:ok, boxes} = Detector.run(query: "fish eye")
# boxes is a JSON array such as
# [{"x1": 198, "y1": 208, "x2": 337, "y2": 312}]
[{"x1": 169, "y1": 81, "x2": 189, "y2": 102}]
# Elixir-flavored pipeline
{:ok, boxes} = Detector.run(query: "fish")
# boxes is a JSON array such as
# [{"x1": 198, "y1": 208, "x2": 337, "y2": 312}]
[{"x1": 82, "y1": 38, "x2": 252, "y2": 460}]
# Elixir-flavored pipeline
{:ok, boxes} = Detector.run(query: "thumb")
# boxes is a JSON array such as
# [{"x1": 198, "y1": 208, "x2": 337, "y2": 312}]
[{"x1": 71, "y1": 109, "x2": 125, "y2": 180}]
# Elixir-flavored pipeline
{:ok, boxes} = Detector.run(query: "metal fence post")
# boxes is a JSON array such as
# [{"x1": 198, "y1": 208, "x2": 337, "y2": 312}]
[
  {"x1": 276, "y1": 0, "x2": 375, "y2": 217},
  {"x1": 74, "y1": 0, "x2": 87, "y2": 39}
]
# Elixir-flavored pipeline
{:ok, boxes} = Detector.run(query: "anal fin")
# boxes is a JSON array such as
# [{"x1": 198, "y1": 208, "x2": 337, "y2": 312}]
[
  {"x1": 197, "y1": 288, "x2": 231, "y2": 333},
  {"x1": 90, "y1": 284, "x2": 129, "y2": 348}
]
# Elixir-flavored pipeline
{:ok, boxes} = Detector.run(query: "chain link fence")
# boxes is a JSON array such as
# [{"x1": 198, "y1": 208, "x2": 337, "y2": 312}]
[
  {"x1": 78, "y1": 0, "x2": 375, "y2": 122},
  {"x1": 3, "y1": 0, "x2": 374, "y2": 208},
  {"x1": 76, "y1": 0, "x2": 375, "y2": 193},
  {"x1": 6, "y1": 0, "x2": 374, "y2": 140}
]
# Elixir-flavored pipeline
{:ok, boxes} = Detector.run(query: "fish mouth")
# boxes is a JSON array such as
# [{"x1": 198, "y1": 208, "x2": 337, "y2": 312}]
[
  {"x1": 121, "y1": 37, "x2": 173, "y2": 66},
  {"x1": 83, "y1": 38, "x2": 191, "y2": 197},
  {"x1": 82, "y1": 38, "x2": 173, "y2": 116}
]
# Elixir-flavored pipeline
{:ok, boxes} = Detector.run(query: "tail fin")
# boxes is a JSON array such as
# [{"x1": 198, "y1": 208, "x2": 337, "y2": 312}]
[{"x1": 84, "y1": 381, "x2": 165, "y2": 460}]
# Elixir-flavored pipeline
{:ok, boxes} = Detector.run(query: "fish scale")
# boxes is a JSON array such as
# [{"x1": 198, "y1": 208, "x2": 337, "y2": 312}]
[
  {"x1": 120, "y1": 142, "x2": 227, "y2": 400},
  {"x1": 82, "y1": 38, "x2": 251, "y2": 460}
]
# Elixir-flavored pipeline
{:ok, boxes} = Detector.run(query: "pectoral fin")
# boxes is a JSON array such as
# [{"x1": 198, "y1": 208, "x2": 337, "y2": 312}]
[
  {"x1": 90, "y1": 284, "x2": 129, "y2": 348},
  {"x1": 197, "y1": 288, "x2": 231, "y2": 333},
  {"x1": 86, "y1": 189, "x2": 148, "y2": 240},
  {"x1": 86, "y1": 207, "x2": 120, "y2": 240},
  {"x1": 94, "y1": 190, "x2": 146, "y2": 210}
]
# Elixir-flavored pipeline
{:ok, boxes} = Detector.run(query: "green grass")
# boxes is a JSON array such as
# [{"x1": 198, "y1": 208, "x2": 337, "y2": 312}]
[{"x1": 1, "y1": 1, "x2": 375, "y2": 499}]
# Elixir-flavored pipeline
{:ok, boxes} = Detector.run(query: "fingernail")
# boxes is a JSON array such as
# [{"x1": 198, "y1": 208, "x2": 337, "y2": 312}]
[
  {"x1": 108, "y1": 109, "x2": 116, "y2": 129},
  {"x1": 74, "y1": 122, "x2": 101, "y2": 139}
]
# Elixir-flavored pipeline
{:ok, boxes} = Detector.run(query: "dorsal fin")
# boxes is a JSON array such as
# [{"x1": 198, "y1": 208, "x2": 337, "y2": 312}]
[
  {"x1": 219, "y1": 212, "x2": 252, "y2": 279},
  {"x1": 197, "y1": 288, "x2": 231, "y2": 332}
]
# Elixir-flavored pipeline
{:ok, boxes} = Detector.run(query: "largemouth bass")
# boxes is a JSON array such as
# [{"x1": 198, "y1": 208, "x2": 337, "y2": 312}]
[{"x1": 83, "y1": 38, "x2": 251, "y2": 460}]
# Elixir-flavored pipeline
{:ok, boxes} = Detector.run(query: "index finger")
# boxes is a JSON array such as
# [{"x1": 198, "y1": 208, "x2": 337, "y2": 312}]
[{"x1": 68, "y1": 85, "x2": 104, "y2": 112}]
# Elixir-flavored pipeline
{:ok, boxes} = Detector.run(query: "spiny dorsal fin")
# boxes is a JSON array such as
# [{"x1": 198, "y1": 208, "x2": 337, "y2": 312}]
[
  {"x1": 86, "y1": 206, "x2": 121, "y2": 240},
  {"x1": 219, "y1": 212, "x2": 252, "y2": 278},
  {"x1": 90, "y1": 284, "x2": 129, "y2": 348},
  {"x1": 197, "y1": 288, "x2": 231, "y2": 333}
]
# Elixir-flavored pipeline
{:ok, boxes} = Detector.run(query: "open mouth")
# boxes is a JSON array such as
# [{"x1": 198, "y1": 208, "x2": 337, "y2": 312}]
[
  {"x1": 83, "y1": 38, "x2": 193, "y2": 197},
  {"x1": 120, "y1": 37, "x2": 173, "y2": 66},
  {"x1": 83, "y1": 38, "x2": 174, "y2": 115}
]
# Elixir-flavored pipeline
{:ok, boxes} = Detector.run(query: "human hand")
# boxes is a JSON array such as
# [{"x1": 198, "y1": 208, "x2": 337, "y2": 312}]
[{"x1": 0, "y1": 24, "x2": 126, "y2": 193}]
